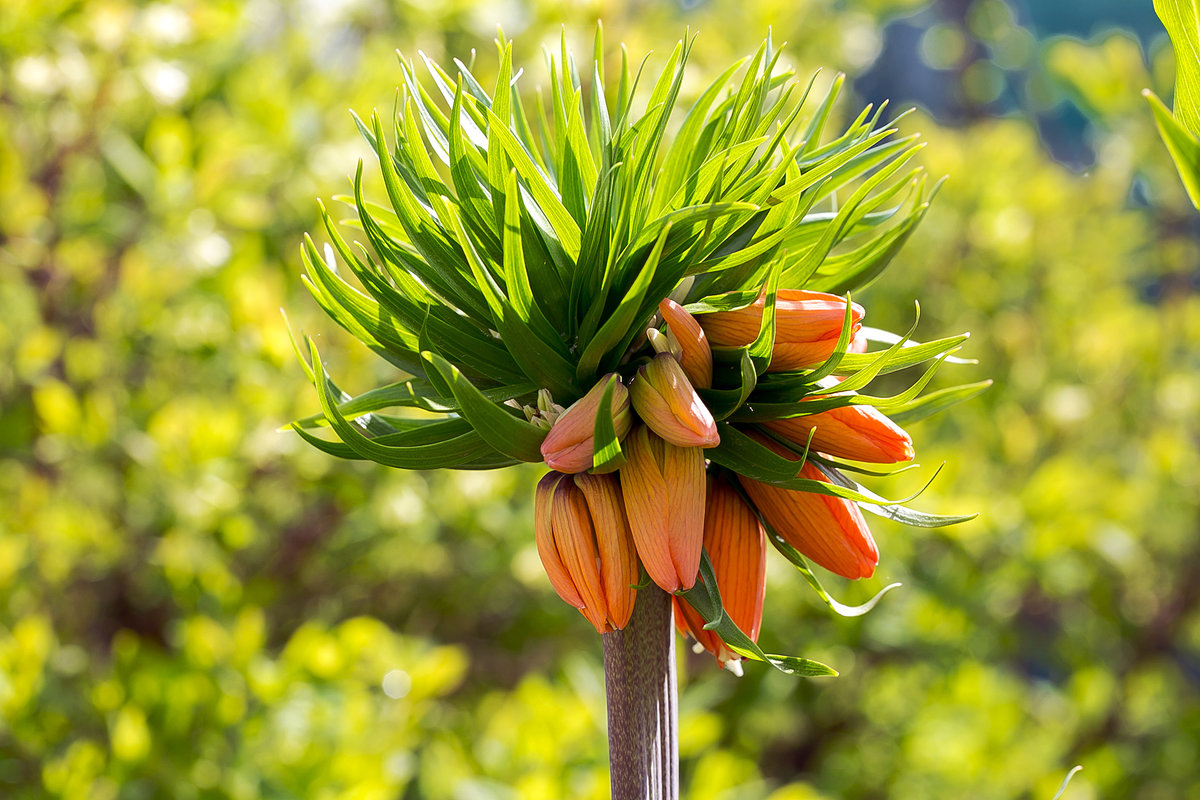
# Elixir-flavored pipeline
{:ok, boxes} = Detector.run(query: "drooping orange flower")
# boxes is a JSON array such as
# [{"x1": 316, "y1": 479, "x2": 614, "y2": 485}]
[
  {"x1": 658, "y1": 298, "x2": 713, "y2": 389},
  {"x1": 540, "y1": 375, "x2": 632, "y2": 473},
  {"x1": 737, "y1": 434, "x2": 878, "y2": 580},
  {"x1": 763, "y1": 402, "x2": 914, "y2": 464},
  {"x1": 535, "y1": 471, "x2": 639, "y2": 633},
  {"x1": 619, "y1": 426, "x2": 706, "y2": 592},
  {"x1": 698, "y1": 289, "x2": 865, "y2": 371},
  {"x1": 629, "y1": 353, "x2": 720, "y2": 448},
  {"x1": 675, "y1": 475, "x2": 766, "y2": 669}
]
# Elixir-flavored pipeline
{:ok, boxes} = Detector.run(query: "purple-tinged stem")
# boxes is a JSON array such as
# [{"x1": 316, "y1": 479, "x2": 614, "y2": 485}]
[{"x1": 602, "y1": 583, "x2": 679, "y2": 800}]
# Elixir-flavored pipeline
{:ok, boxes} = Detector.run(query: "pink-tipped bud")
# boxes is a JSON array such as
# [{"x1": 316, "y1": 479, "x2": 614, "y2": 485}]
[
  {"x1": 540, "y1": 375, "x2": 632, "y2": 474},
  {"x1": 737, "y1": 433, "x2": 878, "y2": 579},
  {"x1": 698, "y1": 290, "x2": 865, "y2": 372},
  {"x1": 629, "y1": 354, "x2": 720, "y2": 448},
  {"x1": 675, "y1": 475, "x2": 767, "y2": 669},
  {"x1": 658, "y1": 298, "x2": 713, "y2": 389},
  {"x1": 619, "y1": 426, "x2": 706, "y2": 592},
  {"x1": 535, "y1": 471, "x2": 640, "y2": 633},
  {"x1": 764, "y1": 401, "x2": 914, "y2": 464}
]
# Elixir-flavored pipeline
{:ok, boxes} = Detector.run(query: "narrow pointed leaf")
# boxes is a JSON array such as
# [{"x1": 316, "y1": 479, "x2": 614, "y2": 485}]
[
  {"x1": 678, "y1": 552, "x2": 838, "y2": 677},
  {"x1": 423, "y1": 351, "x2": 547, "y2": 462}
]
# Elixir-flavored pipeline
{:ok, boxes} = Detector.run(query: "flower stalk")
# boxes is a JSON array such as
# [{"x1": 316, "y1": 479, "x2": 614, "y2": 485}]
[{"x1": 602, "y1": 583, "x2": 678, "y2": 800}]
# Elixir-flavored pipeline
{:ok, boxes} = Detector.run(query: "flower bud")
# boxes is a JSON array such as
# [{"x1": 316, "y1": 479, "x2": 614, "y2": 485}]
[
  {"x1": 698, "y1": 290, "x2": 865, "y2": 371},
  {"x1": 629, "y1": 354, "x2": 720, "y2": 448},
  {"x1": 764, "y1": 402, "x2": 914, "y2": 464},
  {"x1": 737, "y1": 434, "x2": 877, "y2": 579},
  {"x1": 535, "y1": 471, "x2": 640, "y2": 633},
  {"x1": 675, "y1": 475, "x2": 766, "y2": 670},
  {"x1": 619, "y1": 426, "x2": 706, "y2": 592},
  {"x1": 540, "y1": 375, "x2": 632, "y2": 473},
  {"x1": 658, "y1": 298, "x2": 713, "y2": 389}
]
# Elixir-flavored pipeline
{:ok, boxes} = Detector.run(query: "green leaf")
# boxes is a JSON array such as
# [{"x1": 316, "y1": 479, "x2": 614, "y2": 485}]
[
  {"x1": 300, "y1": 339, "x2": 504, "y2": 469},
  {"x1": 886, "y1": 380, "x2": 993, "y2": 427},
  {"x1": 807, "y1": 179, "x2": 936, "y2": 294},
  {"x1": 697, "y1": 348, "x2": 758, "y2": 420},
  {"x1": 685, "y1": 290, "x2": 762, "y2": 314},
  {"x1": 369, "y1": 114, "x2": 491, "y2": 321},
  {"x1": 485, "y1": 107, "x2": 582, "y2": 260},
  {"x1": 652, "y1": 58, "x2": 747, "y2": 214},
  {"x1": 299, "y1": 236, "x2": 425, "y2": 376},
  {"x1": 820, "y1": 464, "x2": 978, "y2": 528},
  {"x1": 834, "y1": 329, "x2": 972, "y2": 375},
  {"x1": 677, "y1": 552, "x2": 838, "y2": 677},
  {"x1": 747, "y1": 263, "x2": 780, "y2": 373},
  {"x1": 1051, "y1": 767, "x2": 1084, "y2": 800},
  {"x1": 1145, "y1": 89, "x2": 1200, "y2": 209},
  {"x1": 575, "y1": 222, "x2": 672, "y2": 382},
  {"x1": 590, "y1": 374, "x2": 626, "y2": 473},
  {"x1": 1154, "y1": 0, "x2": 1200, "y2": 136},
  {"x1": 764, "y1": 523, "x2": 903, "y2": 617},
  {"x1": 708, "y1": 423, "x2": 900, "y2": 504},
  {"x1": 446, "y1": 81, "x2": 502, "y2": 259},
  {"x1": 423, "y1": 351, "x2": 547, "y2": 463},
  {"x1": 291, "y1": 378, "x2": 537, "y2": 427}
]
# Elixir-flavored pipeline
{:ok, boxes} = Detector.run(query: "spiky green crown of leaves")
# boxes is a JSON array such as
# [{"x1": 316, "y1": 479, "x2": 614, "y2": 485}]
[{"x1": 293, "y1": 29, "x2": 979, "y2": 462}]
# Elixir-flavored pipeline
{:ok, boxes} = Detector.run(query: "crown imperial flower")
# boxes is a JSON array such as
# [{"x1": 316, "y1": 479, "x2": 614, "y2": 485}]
[
  {"x1": 699, "y1": 290, "x2": 866, "y2": 371},
  {"x1": 764, "y1": 402, "x2": 915, "y2": 464},
  {"x1": 536, "y1": 472, "x2": 639, "y2": 633},
  {"x1": 738, "y1": 435, "x2": 878, "y2": 580},
  {"x1": 675, "y1": 475, "x2": 767, "y2": 671},
  {"x1": 620, "y1": 426, "x2": 706, "y2": 593},
  {"x1": 540, "y1": 376, "x2": 632, "y2": 474},
  {"x1": 291, "y1": 33, "x2": 979, "y2": 685},
  {"x1": 658, "y1": 298, "x2": 713, "y2": 389},
  {"x1": 629, "y1": 354, "x2": 720, "y2": 448}
]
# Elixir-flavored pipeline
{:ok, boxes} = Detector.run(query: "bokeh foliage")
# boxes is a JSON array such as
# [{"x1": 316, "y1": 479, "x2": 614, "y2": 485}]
[{"x1": 1, "y1": 1, "x2": 1197, "y2": 799}]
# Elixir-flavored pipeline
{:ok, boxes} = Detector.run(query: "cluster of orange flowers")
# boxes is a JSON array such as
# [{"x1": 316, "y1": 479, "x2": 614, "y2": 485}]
[{"x1": 534, "y1": 291, "x2": 914, "y2": 669}]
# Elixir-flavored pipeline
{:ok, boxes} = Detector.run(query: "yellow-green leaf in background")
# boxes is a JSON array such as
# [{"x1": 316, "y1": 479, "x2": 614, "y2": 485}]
[{"x1": 1147, "y1": 0, "x2": 1200, "y2": 208}]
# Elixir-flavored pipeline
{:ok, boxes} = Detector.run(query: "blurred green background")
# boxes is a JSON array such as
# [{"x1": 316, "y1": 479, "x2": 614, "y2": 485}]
[{"x1": 2, "y1": 0, "x2": 1197, "y2": 798}]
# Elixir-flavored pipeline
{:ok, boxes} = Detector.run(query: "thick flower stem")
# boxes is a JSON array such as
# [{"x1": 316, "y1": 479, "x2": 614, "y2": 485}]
[{"x1": 601, "y1": 583, "x2": 679, "y2": 800}]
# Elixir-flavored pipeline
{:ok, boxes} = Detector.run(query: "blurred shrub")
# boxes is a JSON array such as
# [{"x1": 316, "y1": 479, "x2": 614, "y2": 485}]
[{"x1": 1, "y1": 1, "x2": 1197, "y2": 799}]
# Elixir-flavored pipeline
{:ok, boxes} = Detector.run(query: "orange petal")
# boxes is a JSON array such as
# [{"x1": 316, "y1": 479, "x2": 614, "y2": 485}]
[
  {"x1": 551, "y1": 479, "x2": 611, "y2": 633},
  {"x1": 629, "y1": 354, "x2": 719, "y2": 448},
  {"x1": 575, "y1": 472, "x2": 638, "y2": 630},
  {"x1": 541, "y1": 375, "x2": 631, "y2": 473},
  {"x1": 704, "y1": 475, "x2": 766, "y2": 643},
  {"x1": 698, "y1": 290, "x2": 865, "y2": 371},
  {"x1": 765, "y1": 403, "x2": 914, "y2": 463},
  {"x1": 674, "y1": 595, "x2": 723, "y2": 659},
  {"x1": 766, "y1": 336, "x2": 858, "y2": 372},
  {"x1": 535, "y1": 472, "x2": 585, "y2": 609},
  {"x1": 620, "y1": 427, "x2": 679, "y2": 592},
  {"x1": 660, "y1": 438, "x2": 706, "y2": 591},
  {"x1": 659, "y1": 298, "x2": 713, "y2": 389},
  {"x1": 773, "y1": 290, "x2": 865, "y2": 344},
  {"x1": 738, "y1": 433, "x2": 877, "y2": 579}
]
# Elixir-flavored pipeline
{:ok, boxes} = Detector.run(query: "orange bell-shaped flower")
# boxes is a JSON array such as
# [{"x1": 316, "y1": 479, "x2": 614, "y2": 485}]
[
  {"x1": 535, "y1": 471, "x2": 639, "y2": 633},
  {"x1": 698, "y1": 289, "x2": 865, "y2": 371},
  {"x1": 675, "y1": 475, "x2": 767, "y2": 670},
  {"x1": 737, "y1": 434, "x2": 878, "y2": 579},
  {"x1": 540, "y1": 375, "x2": 632, "y2": 473},
  {"x1": 763, "y1": 402, "x2": 914, "y2": 464},
  {"x1": 629, "y1": 353, "x2": 720, "y2": 448},
  {"x1": 658, "y1": 298, "x2": 713, "y2": 389},
  {"x1": 619, "y1": 426, "x2": 706, "y2": 592}
]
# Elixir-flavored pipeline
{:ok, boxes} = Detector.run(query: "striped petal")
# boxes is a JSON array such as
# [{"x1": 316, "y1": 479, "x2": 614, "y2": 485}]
[{"x1": 575, "y1": 472, "x2": 639, "y2": 630}]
